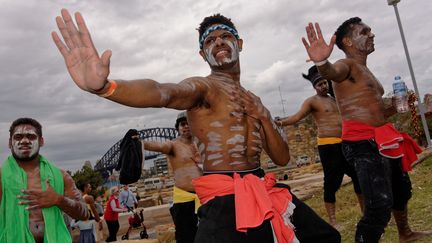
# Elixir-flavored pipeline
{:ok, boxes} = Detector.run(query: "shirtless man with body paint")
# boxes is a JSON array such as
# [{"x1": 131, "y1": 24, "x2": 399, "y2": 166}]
[
  {"x1": 53, "y1": 10, "x2": 340, "y2": 242},
  {"x1": 275, "y1": 65, "x2": 363, "y2": 229},
  {"x1": 303, "y1": 17, "x2": 431, "y2": 243},
  {"x1": 134, "y1": 112, "x2": 201, "y2": 243},
  {"x1": 0, "y1": 118, "x2": 88, "y2": 243}
]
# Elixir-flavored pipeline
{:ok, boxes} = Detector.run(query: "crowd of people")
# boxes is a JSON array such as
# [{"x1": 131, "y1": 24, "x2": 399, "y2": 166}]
[{"x1": 0, "y1": 6, "x2": 431, "y2": 243}]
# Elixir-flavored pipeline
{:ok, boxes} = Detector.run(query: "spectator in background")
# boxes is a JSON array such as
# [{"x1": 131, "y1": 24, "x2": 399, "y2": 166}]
[
  {"x1": 119, "y1": 184, "x2": 138, "y2": 210},
  {"x1": 77, "y1": 183, "x2": 103, "y2": 243},
  {"x1": 94, "y1": 195, "x2": 104, "y2": 217},
  {"x1": 104, "y1": 186, "x2": 127, "y2": 242}
]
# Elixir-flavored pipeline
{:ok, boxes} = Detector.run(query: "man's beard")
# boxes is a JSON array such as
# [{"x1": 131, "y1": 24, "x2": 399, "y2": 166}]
[{"x1": 12, "y1": 150, "x2": 39, "y2": 162}]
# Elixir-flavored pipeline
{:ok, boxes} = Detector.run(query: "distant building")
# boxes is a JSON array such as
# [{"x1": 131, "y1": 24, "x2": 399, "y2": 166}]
[{"x1": 153, "y1": 155, "x2": 169, "y2": 176}]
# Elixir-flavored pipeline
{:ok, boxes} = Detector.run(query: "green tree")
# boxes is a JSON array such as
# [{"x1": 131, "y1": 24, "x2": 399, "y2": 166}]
[{"x1": 72, "y1": 163, "x2": 105, "y2": 198}]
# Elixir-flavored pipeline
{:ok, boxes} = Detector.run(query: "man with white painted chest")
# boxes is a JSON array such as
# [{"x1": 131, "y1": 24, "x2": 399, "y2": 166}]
[{"x1": 53, "y1": 10, "x2": 339, "y2": 242}]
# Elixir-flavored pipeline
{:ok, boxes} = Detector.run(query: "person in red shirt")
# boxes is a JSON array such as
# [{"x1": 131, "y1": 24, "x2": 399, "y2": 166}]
[{"x1": 103, "y1": 186, "x2": 127, "y2": 242}]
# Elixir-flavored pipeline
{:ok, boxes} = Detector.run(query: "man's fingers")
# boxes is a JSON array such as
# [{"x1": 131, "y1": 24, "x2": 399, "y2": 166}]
[
  {"x1": 51, "y1": 32, "x2": 70, "y2": 57},
  {"x1": 75, "y1": 11, "x2": 96, "y2": 51},
  {"x1": 315, "y1": 23, "x2": 324, "y2": 40},
  {"x1": 101, "y1": 50, "x2": 112, "y2": 67},
  {"x1": 301, "y1": 37, "x2": 310, "y2": 50},
  {"x1": 55, "y1": 16, "x2": 75, "y2": 51},
  {"x1": 61, "y1": 9, "x2": 84, "y2": 48},
  {"x1": 307, "y1": 23, "x2": 317, "y2": 42}
]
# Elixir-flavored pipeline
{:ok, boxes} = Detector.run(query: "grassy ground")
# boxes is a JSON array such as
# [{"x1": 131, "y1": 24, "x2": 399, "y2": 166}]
[{"x1": 304, "y1": 156, "x2": 432, "y2": 243}]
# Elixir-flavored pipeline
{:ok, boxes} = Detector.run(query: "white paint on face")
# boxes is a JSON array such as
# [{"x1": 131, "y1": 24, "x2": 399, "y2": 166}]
[
  {"x1": 203, "y1": 38, "x2": 240, "y2": 67},
  {"x1": 352, "y1": 32, "x2": 368, "y2": 51},
  {"x1": 207, "y1": 153, "x2": 223, "y2": 161},
  {"x1": 230, "y1": 124, "x2": 244, "y2": 131},
  {"x1": 211, "y1": 160, "x2": 224, "y2": 166},
  {"x1": 226, "y1": 134, "x2": 245, "y2": 145},
  {"x1": 210, "y1": 121, "x2": 224, "y2": 128},
  {"x1": 11, "y1": 126, "x2": 40, "y2": 159}
]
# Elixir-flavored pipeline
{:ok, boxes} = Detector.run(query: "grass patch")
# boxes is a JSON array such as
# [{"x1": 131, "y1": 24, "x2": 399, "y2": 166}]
[{"x1": 304, "y1": 156, "x2": 432, "y2": 242}]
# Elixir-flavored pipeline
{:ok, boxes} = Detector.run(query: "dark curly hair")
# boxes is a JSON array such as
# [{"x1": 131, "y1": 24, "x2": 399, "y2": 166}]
[
  {"x1": 334, "y1": 17, "x2": 362, "y2": 51},
  {"x1": 9, "y1": 117, "x2": 43, "y2": 137},
  {"x1": 198, "y1": 14, "x2": 237, "y2": 46}
]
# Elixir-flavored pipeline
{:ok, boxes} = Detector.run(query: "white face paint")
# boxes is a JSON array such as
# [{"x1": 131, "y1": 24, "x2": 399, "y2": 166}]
[
  {"x1": 204, "y1": 37, "x2": 240, "y2": 67},
  {"x1": 351, "y1": 23, "x2": 374, "y2": 53},
  {"x1": 11, "y1": 125, "x2": 40, "y2": 160}
]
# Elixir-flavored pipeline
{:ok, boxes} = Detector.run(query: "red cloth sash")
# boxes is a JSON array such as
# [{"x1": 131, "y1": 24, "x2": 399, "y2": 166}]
[
  {"x1": 192, "y1": 172, "x2": 297, "y2": 243},
  {"x1": 342, "y1": 120, "x2": 422, "y2": 172}
]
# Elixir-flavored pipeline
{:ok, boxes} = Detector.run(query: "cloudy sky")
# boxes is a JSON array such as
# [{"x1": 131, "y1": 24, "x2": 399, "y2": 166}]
[{"x1": 1, "y1": 0, "x2": 431, "y2": 172}]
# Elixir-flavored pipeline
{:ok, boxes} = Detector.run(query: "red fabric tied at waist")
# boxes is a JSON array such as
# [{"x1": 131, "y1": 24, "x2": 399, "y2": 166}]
[
  {"x1": 192, "y1": 172, "x2": 298, "y2": 243},
  {"x1": 342, "y1": 120, "x2": 422, "y2": 172}
]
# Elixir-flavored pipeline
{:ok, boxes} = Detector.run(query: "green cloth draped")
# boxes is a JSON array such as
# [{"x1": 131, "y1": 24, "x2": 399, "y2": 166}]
[{"x1": 0, "y1": 155, "x2": 72, "y2": 243}]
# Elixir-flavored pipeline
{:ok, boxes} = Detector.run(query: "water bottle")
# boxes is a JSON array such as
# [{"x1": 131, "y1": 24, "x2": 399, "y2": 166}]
[{"x1": 392, "y1": 75, "x2": 409, "y2": 113}]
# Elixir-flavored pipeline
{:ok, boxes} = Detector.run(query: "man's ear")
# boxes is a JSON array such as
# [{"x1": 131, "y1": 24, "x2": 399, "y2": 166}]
[
  {"x1": 238, "y1": 39, "x2": 243, "y2": 51},
  {"x1": 199, "y1": 49, "x2": 207, "y2": 61},
  {"x1": 342, "y1": 37, "x2": 352, "y2": 48},
  {"x1": 39, "y1": 137, "x2": 45, "y2": 147}
]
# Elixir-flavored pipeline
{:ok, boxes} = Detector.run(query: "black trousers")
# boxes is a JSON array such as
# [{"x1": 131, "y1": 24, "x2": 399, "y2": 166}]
[
  {"x1": 343, "y1": 139, "x2": 412, "y2": 243},
  {"x1": 105, "y1": 220, "x2": 120, "y2": 242},
  {"x1": 318, "y1": 142, "x2": 362, "y2": 203},
  {"x1": 170, "y1": 201, "x2": 198, "y2": 243},
  {"x1": 194, "y1": 183, "x2": 340, "y2": 243}
]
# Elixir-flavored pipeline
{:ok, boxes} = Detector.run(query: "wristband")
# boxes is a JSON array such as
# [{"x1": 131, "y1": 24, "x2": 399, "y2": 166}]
[
  {"x1": 98, "y1": 80, "x2": 118, "y2": 98},
  {"x1": 314, "y1": 59, "x2": 328, "y2": 67}
]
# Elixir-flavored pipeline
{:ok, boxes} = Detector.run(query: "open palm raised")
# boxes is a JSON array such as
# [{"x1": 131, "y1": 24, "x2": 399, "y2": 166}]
[
  {"x1": 302, "y1": 22, "x2": 336, "y2": 63},
  {"x1": 52, "y1": 9, "x2": 111, "y2": 93}
]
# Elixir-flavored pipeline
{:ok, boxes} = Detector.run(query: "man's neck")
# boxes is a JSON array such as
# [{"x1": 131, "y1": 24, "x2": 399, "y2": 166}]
[
  {"x1": 209, "y1": 61, "x2": 241, "y2": 82},
  {"x1": 345, "y1": 51, "x2": 368, "y2": 65},
  {"x1": 178, "y1": 134, "x2": 193, "y2": 143},
  {"x1": 16, "y1": 156, "x2": 40, "y2": 171}
]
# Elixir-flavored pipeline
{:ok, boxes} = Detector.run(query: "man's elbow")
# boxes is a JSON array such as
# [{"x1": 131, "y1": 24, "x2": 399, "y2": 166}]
[
  {"x1": 274, "y1": 152, "x2": 290, "y2": 166},
  {"x1": 76, "y1": 203, "x2": 90, "y2": 220}
]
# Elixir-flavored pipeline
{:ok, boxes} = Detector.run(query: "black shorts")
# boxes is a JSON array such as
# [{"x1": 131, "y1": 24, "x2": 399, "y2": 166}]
[
  {"x1": 318, "y1": 142, "x2": 362, "y2": 203},
  {"x1": 170, "y1": 200, "x2": 198, "y2": 243}
]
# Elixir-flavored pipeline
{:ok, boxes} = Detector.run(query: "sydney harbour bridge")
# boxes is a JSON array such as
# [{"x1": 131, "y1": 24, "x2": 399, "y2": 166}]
[{"x1": 94, "y1": 127, "x2": 178, "y2": 177}]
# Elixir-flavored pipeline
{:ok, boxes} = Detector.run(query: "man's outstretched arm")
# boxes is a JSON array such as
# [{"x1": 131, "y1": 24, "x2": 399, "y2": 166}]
[
  {"x1": 52, "y1": 9, "x2": 207, "y2": 110},
  {"x1": 276, "y1": 99, "x2": 312, "y2": 126}
]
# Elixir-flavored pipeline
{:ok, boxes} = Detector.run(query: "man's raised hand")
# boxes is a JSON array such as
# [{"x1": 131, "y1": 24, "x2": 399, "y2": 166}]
[
  {"x1": 302, "y1": 22, "x2": 336, "y2": 63},
  {"x1": 52, "y1": 9, "x2": 111, "y2": 93}
]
